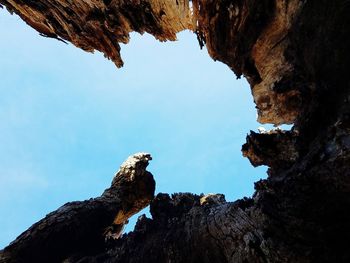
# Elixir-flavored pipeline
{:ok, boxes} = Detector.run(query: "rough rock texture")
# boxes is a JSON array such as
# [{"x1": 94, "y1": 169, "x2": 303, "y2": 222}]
[
  {"x1": 0, "y1": 153, "x2": 155, "y2": 263},
  {"x1": 0, "y1": 0, "x2": 194, "y2": 68},
  {"x1": 242, "y1": 129, "x2": 299, "y2": 170},
  {"x1": 0, "y1": 0, "x2": 312, "y2": 124},
  {"x1": 1, "y1": 0, "x2": 350, "y2": 262}
]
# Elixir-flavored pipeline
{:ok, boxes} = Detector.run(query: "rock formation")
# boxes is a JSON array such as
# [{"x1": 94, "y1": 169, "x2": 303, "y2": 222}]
[
  {"x1": 0, "y1": 153, "x2": 155, "y2": 262},
  {"x1": 1, "y1": 0, "x2": 350, "y2": 262}
]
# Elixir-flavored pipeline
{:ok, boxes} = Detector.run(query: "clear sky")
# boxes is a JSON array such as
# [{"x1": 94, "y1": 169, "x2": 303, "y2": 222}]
[{"x1": 0, "y1": 10, "x2": 269, "y2": 248}]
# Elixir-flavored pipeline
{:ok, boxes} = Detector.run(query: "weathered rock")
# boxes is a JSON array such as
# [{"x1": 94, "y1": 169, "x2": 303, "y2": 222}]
[
  {"x1": 0, "y1": 0, "x2": 317, "y2": 125},
  {"x1": 199, "y1": 193, "x2": 226, "y2": 206},
  {"x1": 242, "y1": 129, "x2": 299, "y2": 169},
  {"x1": 0, "y1": 153, "x2": 155, "y2": 263},
  {"x1": 0, "y1": 0, "x2": 194, "y2": 68},
  {"x1": 1, "y1": 0, "x2": 350, "y2": 262}
]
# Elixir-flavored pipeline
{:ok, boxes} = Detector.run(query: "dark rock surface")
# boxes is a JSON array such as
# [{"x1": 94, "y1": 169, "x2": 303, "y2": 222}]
[{"x1": 1, "y1": 0, "x2": 350, "y2": 262}]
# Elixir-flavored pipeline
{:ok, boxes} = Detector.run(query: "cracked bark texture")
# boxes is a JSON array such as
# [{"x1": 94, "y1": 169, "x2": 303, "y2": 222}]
[{"x1": 1, "y1": 0, "x2": 350, "y2": 262}]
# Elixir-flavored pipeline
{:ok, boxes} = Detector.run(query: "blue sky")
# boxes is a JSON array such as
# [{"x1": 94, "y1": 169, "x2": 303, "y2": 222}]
[{"x1": 0, "y1": 10, "x2": 268, "y2": 248}]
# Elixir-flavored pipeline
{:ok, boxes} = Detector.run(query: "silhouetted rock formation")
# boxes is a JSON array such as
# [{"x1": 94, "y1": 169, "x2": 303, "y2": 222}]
[
  {"x1": 1, "y1": 0, "x2": 350, "y2": 262},
  {"x1": 0, "y1": 153, "x2": 155, "y2": 263}
]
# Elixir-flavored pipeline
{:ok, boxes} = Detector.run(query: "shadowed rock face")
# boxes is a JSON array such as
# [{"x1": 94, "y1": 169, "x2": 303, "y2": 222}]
[
  {"x1": 0, "y1": 153, "x2": 155, "y2": 263},
  {"x1": 1, "y1": 0, "x2": 350, "y2": 262},
  {"x1": 0, "y1": 0, "x2": 315, "y2": 125},
  {"x1": 242, "y1": 130, "x2": 299, "y2": 170}
]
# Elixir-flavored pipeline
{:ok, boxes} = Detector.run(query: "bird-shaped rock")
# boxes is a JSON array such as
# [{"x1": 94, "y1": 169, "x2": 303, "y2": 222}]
[{"x1": 0, "y1": 153, "x2": 155, "y2": 263}]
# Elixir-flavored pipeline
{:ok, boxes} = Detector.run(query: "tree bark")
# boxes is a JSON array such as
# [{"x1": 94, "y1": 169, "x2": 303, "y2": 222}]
[{"x1": 1, "y1": 0, "x2": 350, "y2": 262}]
